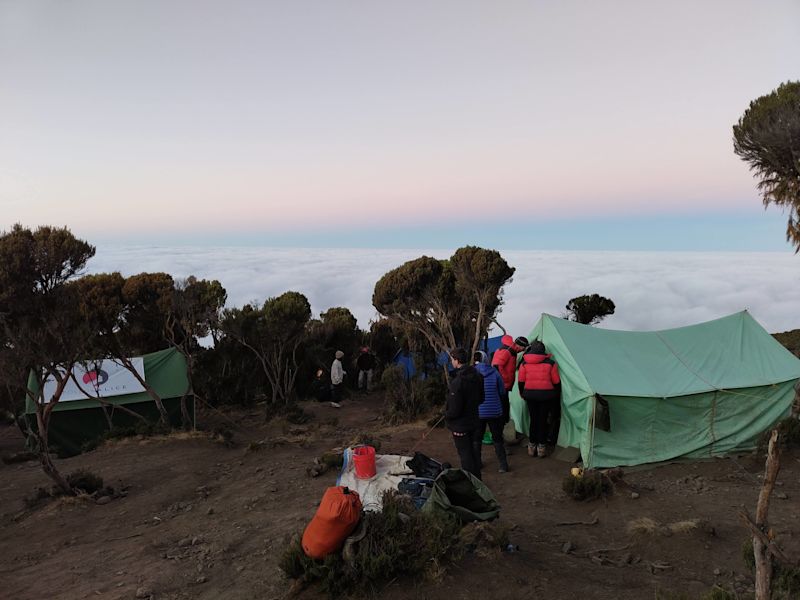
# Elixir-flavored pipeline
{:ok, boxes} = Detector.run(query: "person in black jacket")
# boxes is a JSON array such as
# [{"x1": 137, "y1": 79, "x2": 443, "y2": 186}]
[{"x1": 446, "y1": 347, "x2": 485, "y2": 480}]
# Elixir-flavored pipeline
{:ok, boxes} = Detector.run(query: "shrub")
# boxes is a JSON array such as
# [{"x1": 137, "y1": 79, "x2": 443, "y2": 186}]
[
  {"x1": 742, "y1": 536, "x2": 800, "y2": 599},
  {"x1": 757, "y1": 417, "x2": 800, "y2": 453},
  {"x1": 280, "y1": 491, "x2": 463, "y2": 597},
  {"x1": 562, "y1": 470, "x2": 612, "y2": 501},
  {"x1": 382, "y1": 367, "x2": 447, "y2": 425},
  {"x1": 66, "y1": 469, "x2": 104, "y2": 494}
]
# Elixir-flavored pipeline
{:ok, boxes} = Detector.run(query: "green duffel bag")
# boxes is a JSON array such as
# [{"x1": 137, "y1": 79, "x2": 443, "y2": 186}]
[{"x1": 422, "y1": 468, "x2": 500, "y2": 522}]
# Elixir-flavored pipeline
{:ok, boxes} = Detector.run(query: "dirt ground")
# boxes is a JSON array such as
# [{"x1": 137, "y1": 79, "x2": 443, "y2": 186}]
[{"x1": 1, "y1": 393, "x2": 798, "y2": 600}]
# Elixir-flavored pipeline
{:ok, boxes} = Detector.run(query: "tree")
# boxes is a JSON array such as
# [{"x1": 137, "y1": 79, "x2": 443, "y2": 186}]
[
  {"x1": 450, "y1": 246, "x2": 515, "y2": 357},
  {"x1": 76, "y1": 272, "x2": 174, "y2": 424},
  {"x1": 166, "y1": 276, "x2": 227, "y2": 426},
  {"x1": 565, "y1": 294, "x2": 615, "y2": 325},
  {"x1": 0, "y1": 225, "x2": 95, "y2": 494},
  {"x1": 733, "y1": 81, "x2": 800, "y2": 249},
  {"x1": 373, "y1": 247, "x2": 514, "y2": 362},
  {"x1": 220, "y1": 291, "x2": 311, "y2": 416}
]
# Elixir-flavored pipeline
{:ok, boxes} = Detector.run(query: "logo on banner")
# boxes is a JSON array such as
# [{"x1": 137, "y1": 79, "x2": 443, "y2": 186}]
[{"x1": 82, "y1": 369, "x2": 109, "y2": 386}]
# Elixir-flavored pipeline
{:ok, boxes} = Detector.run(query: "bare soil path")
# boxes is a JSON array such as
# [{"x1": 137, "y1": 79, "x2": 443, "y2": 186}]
[{"x1": 1, "y1": 393, "x2": 798, "y2": 600}]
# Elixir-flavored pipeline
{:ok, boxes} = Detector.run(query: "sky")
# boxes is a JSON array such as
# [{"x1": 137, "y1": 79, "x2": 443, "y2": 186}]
[{"x1": 1, "y1": 1, "x2": 800, "y2": 249}]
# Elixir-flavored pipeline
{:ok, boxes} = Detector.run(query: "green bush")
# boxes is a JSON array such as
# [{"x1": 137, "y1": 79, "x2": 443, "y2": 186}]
[
  {"x1": 66, "y1": 469, "x2": 104, "y2": 494},
  {"x1": 742, "y1": 536, "x2": 800, "y2": 599},
  {"x1": 381, "y1": 367, "x2": 447, "y2": 425},
  {"x1": 562, "y1": 470, "x2": 612, "y2": 501},
  {"x1": 280, "y1": 491, "x2": 463, "y2": 597}
]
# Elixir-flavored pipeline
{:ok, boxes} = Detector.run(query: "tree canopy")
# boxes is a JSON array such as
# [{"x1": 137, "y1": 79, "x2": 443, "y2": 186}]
[
  {"x1": 565, "y1": 294, "x2": 615, "y2": 325},
  {"x1": 733, "y1": 81, "x2": 800, "y2": 249},
  {"x1": 373, "y1": 247, "x2": 514, "y2": 359}
]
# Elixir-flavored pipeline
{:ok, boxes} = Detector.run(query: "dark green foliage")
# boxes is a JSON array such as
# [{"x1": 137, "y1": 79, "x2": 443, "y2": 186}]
[
  {"x1": 284, "y1": 404, "x2": 313, "y2": 425},
  {"x1": 66, "y1": 469, "x2": 104, "y2": 494},
  {"x1": 381, "y1": 366, "x2": 447, "y2": 425},
  {"x1": 565, "y1": 294, "x2": 616, "y2": 325},
  {"x1": 280, "y1": 491, "x2": 463, "y2": 597},
  {"x1": 733, "y1": 81, "x2": 800, "y2": 249},
  {"x1": 373, "y1": 247, "x2": 514, "y2": 360},
  {"x1": 562, "y1": 470, "x2": 612, "y2": 501}
]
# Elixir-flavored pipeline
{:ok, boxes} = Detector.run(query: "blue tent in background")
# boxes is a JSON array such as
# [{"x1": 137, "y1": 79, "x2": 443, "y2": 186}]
[{"x1": 393, "y1": 334, "x2": 504, "y2": 380}]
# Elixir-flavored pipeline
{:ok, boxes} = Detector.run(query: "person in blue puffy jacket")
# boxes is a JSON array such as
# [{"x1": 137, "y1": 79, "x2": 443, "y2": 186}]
[{"x1": 472, "y1": 352, "x2": 509, "y2": 473}]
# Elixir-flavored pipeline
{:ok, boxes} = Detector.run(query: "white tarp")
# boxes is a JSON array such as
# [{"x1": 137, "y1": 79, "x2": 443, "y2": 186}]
[
  {"x1": 337, "y1": 448, "x2": 413, "y2": 512},
  {"x1": 43, "y1": 358, "x2": 146, "y2": 403}
]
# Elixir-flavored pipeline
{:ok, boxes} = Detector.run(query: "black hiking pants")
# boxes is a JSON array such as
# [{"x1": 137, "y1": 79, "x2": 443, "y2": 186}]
[
  {"x1": 473, "y1": 417, "x2": 508, "y2": 470},
  {"x1": 451, "y1": 430, "x2": 481, "y2": 480},
  {"x1": 523, "y1": 389, "x2": 559, "y2": 446}
]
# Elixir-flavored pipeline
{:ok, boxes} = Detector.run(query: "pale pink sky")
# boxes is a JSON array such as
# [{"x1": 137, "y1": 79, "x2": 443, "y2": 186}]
[{"x1": 1, "y1": 1, "x2": 798, "y2": 242}]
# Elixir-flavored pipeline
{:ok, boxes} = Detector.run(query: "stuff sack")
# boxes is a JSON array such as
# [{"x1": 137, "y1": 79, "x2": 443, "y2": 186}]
[
  {"x1": 397, "y1": 477, "x2": 435, "y2": 509},
  {"x1": 302, "y1": 486, "x2": 362, "y2": 559},
  {"x1": 406, "y1": 451, "x2": 450, "y2": 479},
  {"x1": 422, "y1": 468, "x2": 500, "y2": 522}
]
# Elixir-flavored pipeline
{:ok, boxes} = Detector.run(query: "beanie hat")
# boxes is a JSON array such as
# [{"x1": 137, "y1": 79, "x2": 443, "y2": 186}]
[
  {"x1": 335, "y1": 350, "x2": 344, "y2": 359},
  {"x1": 501, "y1": 335, "x2": 514, "y2": 347},
  {"x1": 514, "y1": 336, "x2": 529, "y2": 349},
  {"x1": 528, "y1": 341, "x2": 546, "y2": 354}
]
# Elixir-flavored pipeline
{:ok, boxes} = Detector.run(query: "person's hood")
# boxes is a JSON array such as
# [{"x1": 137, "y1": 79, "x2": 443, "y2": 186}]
[
  {"x1": 474, "y1": 362, "x2": 496, "y2": 377},
  {"x1": 500, "y1": 335, "x2": 514, "y2": 347},
  {"x1": 522, "y1": 353, "x2": 552, "y2": 364}
]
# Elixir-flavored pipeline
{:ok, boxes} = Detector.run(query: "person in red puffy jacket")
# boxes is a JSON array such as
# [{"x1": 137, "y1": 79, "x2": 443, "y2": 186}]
[
  {"x1": 517, "y1": 340, "x2": 561, "y2": 458},
  {"x1": 491, "y1": 335, "x2": 527, "y2": 423}
]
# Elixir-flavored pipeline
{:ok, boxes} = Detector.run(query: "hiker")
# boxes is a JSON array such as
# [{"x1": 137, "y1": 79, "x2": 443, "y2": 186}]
[
  {"x1": 310, "y1": 368, "x2": 332, "y2": 403},
  {"x1": 446, "y1": 347, "x2": 485, "y2": 480},
  {"x1": 330, "y1": 350, "x2": 346, "y2": 408},
  {"x1": 356, "y1": 346, "x2": 376, "y2": 392},
  {"x1": 491, "y1": 335, "x2": 528, "y2": 423},
  {"x1": 473, "y1": 352, "x2": 509, "y2": 473},
  {"x1": 517, "y1": 340, "x2": 561, "y2": 458}
]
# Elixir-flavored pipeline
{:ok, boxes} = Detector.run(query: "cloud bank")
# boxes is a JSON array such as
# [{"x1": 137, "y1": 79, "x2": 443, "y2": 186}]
[{"x1": 89, "y1": 247, "x2": 800, "y2": 336}]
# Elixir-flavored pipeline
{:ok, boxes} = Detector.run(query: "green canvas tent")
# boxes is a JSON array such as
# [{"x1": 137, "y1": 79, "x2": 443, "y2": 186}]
[
  {"x1": 509, "y1": 311, "x2": 800, "y2": 468},
  {"x1": 25, "y1": 348, "x2": 192, "y2": 457}
]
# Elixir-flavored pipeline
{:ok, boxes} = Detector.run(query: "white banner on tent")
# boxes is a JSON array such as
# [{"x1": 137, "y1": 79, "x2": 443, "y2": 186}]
[{"x1": 42, "y1": 358, "x2": 146, "y2": 403}]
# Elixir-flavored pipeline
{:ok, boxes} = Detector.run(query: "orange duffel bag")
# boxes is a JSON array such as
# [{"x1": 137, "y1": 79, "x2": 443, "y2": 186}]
[{"x1": 301, "y1": 486, "x2": 362, "y2": 559}]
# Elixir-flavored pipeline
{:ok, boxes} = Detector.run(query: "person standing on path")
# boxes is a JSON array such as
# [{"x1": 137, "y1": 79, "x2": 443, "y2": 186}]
[
  {"x1": 356, "y1": 346, "x2": 376, "y2": 392},
  {"x1": 445, "y1": 347, "x2": 485, "y2": 479},
  {"x1": 330, "y1": 350, "x2": 346, "y2": 408},
  {"x1": 491, "y1": 335, "x2": 528, "y2": 423},
  {"x1": 517, "y1": 341, "x2": 561, "y2": 458},
  {"x1": 473, "y1": 352, "x2": 509, "y2": 473}
]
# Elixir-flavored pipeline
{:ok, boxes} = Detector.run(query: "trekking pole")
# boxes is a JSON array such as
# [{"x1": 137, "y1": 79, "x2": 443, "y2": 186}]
[{"x1": 409, "y1": 413, "x2": 445, "y2": 454}]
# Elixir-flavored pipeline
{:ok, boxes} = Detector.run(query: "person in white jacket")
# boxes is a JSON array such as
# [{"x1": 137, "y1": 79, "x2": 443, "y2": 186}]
[{"x1": 330, "y1": 350, "x2": 346, "y2": 407}]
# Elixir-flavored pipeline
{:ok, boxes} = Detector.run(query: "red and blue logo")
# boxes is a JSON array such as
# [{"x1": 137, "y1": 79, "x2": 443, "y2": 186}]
[{"x1": 82, "y1": 368, "x2": 109, "y2": 386}]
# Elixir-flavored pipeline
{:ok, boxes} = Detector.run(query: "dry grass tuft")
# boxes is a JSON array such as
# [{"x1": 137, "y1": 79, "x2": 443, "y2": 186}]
[{"x1": 627, "y1": 517, "x2": 661, "y2": 535}]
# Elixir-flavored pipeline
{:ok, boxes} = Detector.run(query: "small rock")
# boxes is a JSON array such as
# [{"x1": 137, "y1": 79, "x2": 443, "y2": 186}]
[
  {"x1": 630, "y1": 492, "x2": 640, "y2": 499},
  {"x1": 178, "y1": 537, "x2": 192, "y2": 547},
  {"x1": 196, "y1": 576, "x2": 207, "y2": 584},
  {"x1": 191, "y1": 536, "x2": 201, "y2": 546},
  {"x1": 776, "y1": 492, "x2": 788, "y2": 500},
  {"x1": 95, "y1": 496, "x2": 112, "y2": 505},
  {"x1": 561, "y1": 541, "x2": 575, "y2": 554},
  {"x1": 135, "y1": 587, "x2": 152, "y2": 599},
  {"x1": 255, "y1": 467, "x2": 263, "y2": 472},
  {"x1": 235, "y1": 565, "x2": 244, "y2": 573},
  {"x1": 270, "y1": 487, "x2": 278, "y2": 493},
  {"x1": 207, "y1": 507, "x2": 214, "y2": 515},
  {"x1": 713, "y1": 568, "x2": 721, "y2": 576}
]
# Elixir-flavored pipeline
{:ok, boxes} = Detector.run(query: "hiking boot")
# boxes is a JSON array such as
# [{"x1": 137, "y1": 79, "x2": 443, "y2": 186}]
[
  {"x1": 499, "y1": 464, "x2": 509, "y2": 473},
  {"x1": 537, "y1": 444, "x2": 547, "y2": 458},
  {"x1": 330, "y1": 401, "x2": 342, "y2": 408},
  {"x1": 527, "y1": 444, "x2": 536, "y2": 457}
]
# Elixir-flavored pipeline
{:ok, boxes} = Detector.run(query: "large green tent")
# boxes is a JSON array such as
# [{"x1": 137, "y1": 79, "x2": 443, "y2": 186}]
[
  {"x1": 509, "y1": 311, "x2": 800, "y2": 468},
  {"x1": 25, "y1": 348, "x2": 192, "y2": 457}
]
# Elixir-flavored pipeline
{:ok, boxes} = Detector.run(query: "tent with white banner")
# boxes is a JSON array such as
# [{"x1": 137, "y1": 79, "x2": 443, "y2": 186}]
[{"x1": 24, "y1": 347, "x2": 191, "y2": 456}]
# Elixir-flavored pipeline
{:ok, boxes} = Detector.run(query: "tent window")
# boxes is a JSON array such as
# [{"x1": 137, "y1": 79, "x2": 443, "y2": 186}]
[{"x1": 594, "y1": 394, "x2": 611, "y2": 432}]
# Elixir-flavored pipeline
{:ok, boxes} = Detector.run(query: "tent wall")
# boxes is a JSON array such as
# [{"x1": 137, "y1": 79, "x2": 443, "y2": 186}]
[
  {"x1": 588, "y1": 382, "x2": 794, "y2": 467},
  {"x1": 26, "y1": 397, "x2": 195, "y2": 457}
]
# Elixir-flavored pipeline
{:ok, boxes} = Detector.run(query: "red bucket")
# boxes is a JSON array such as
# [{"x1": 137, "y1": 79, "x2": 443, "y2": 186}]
[{"x1": 352, "y1": 445, "x2": 376, "y2": 480}]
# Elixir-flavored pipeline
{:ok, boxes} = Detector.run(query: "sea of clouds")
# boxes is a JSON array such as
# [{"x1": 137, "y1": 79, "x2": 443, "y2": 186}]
[{"x1": 89, "y1": 247, "x2": 800, "y2": 336}]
